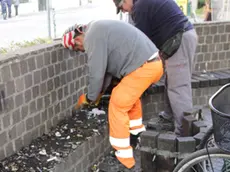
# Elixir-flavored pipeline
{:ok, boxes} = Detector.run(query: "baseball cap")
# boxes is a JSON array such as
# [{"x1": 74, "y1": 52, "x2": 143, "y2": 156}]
[{"x1": 62, "y1": 24, "x2": 83, "y2": 50}]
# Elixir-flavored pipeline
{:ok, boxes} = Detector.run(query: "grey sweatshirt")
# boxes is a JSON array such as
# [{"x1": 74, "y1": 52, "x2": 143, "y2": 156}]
[{"x1": 83, "y1": 20, "x2": 158, "y2": 101}]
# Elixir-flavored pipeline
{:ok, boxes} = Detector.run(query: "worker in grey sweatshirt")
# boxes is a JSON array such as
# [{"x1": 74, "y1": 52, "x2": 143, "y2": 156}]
[{"x1": 62, "y1": 20, "x2": 163, "y2": 171}]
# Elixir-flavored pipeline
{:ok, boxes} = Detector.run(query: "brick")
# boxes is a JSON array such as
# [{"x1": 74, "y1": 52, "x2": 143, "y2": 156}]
[
  {"x1": 67, "y1": 71, "x2": 73, "y2": 83},
  {"x1": 26, "y1": 117, "x2": 34, "y2": 131},
  {"x1": 5, "y1": 142, "x2": 14, "y2": 157},
  {"x1": 24, "y1": 89, "x2": 32, "y2": 103},
  {"x1": 156, "y1": 155, "x2": 174, "y2": 171},
  {"x1": 31, "y1": 127, "x2": 39, "y2": 140},
  {"x1": 27, "y1": 58, "x2": 36, "y2": 72},
  {"x1": 192, "y1": 121, "x2": 207, "y2": 135},
  {"x1": 34, "y1": 113, "x2": 41, "y2": 127},
  {"x1": 0, "y1": 148, "x2": 5, "y2": 161},
  {"x1": 5, "y1": 97, "x2": 14, "y2": 110},
  {"x1": 67, "y1": 59, "x2": 74, "y2": 70},
  {"x1": 201, "y1": 44, "x2": 208, "y2": 53},
  {"x1": 192, "y1": 75, "x2": 209, "y2": 88},
  {"x1": 205, "y1": 35, "x2": 213, "y2": 44},
  {"x1": 39, "y1": 124, "x2": 46, "y2": 135},
  {"x1": 12, "y1": 109, "x2": 21, "y2": 124},
  {"x1": 216, "y1": 43, "x2": 223, "y2": 51},
  {"x1": 80, "y1": 77, "x2": 84, "y2": 87},
  {"x1": 57, "y1": 49, "x2": 64, "y2": 61},
  {"x1": 15, "y1": 137, "x2": 23, "y2": 151},
  {"x1": 177, "y1": 137, "x2": 196, "y2": 153},
  {"x1": 48, "y1": 107, "x2": 54, "y2": 118},
  {"x1": 8, "y1": 126, "x2": 17, "y2": 140},
  {"x1": 214, "y1": 61, "x2": 221, "y2": 70},
  {"x1": 55, "y1": 103, "x2": 60, "y2": 114},
  {"x1": 33, "y1": 70, "x2": 41, "y2": 85},
  {"x1": 157, "y1": 133, "x2": 177, "y2": 152},
  {"x1": 41, "y1": 109, "x2": 48, "y2": 122},
  {"x1": 60, "y1": 74, "x2": 67, "y2": 86},
  {"x1": 210, "y1": 71, "x2": 230, "y2": 85},
  {"x1": 55, "y1": 63, "x2": 61, "y2": 75},
  {"x1": 191, "y1": 79, "x2": 200, "y2": 88},
  {"x1": 218, "y1": 25, "x2": 225, "y2": 33},
  {"x1": 140, "y1": 131, "x2": 159, "y2": 148},
  {"x1": 6, "y1": 80, "x2": 15, "y2": 96},
  {"x1": 221, "y1": 35, "x2": 227, "y2": 43},
  {"x1": 226, "y1": 23, "x2": 230, "y2": 32},
  {"x1": 210, "y1": 26, "x2": 217, "y2": 34},
  {"x1": 193, "y1": 132, "x2": 205, "y2": 146},
  {"x1": 0, "y1": 132, "x2": 7, "y2": 146},
  {"x1": 36, "y1": 55, "x2": 44, "y2": 69},
  {"x1": 24, "y1": 74, "x2": 33, "y2": 88},
  {"x1": 48, "y1": 65, "x2": 55, "y2": 78},
  {"x1": 52, "y1": 116, "x2": 58, "y2": 126},
  {"x1": 182, "y1": 115, "x2": 197, "y2": 137},
  {"x1": 15, "y1": 77, "x2": 24, "y2": 92},
  {"x1": 44, "y1": 52, "x2": 51, "y2": 66},
  {"x1": 214, "y1": 35, "x2": 220, "y2": 43},
  {"x1": 23, "y1": 131, "x2": 32, "y2": 146},
  {"x1": 1, "y1": 65, "x2": 12, "y2": 82},
  {"x1": 11, "y1": 62, "x2": 21, "y2": 78},
  {"x1": 183, "y1": 105, "x2": 202, "y2": 120},
  {"x1": 3, "y1": 115, "x2": 11, "y2": 129},
  {"x1": 47, "y1": 79, "x2": 54, "y2": 91},
  {"x1": 37, "y1": 97, "x2": 43, "y2": 111},
  {"x1": 51, "y1": 91, "x2": 57, "y2": 104},
  {"x1": 41, "y1": 68, "x2": 48, "y2": 81},
  {"x1": 195, "y1": 26, "x2": 203, "y2": 35},
  {"x1": 54, "y1": 76, "x2": 60, "y2": 89},
  {"x1": 32, "y1": 85, "x2": 39, "y2": 99},
  {"x1": 51, "y1": 51, "x2": 57, "y2": 63},
  {"x1": 200, "y1": 127, "x2": 209, "y2": 133},
  {"x1": 61, "y1": 61, "x2": 67, "y2": 72},
  {"x1": 15, "y1": 93, "x2": 24, "y2": 107},
  {"x1": 44, "y1": 95, "x2": 50, "y2": 108},
  {"x1": 16, "y1": 121, "x2": 25, "y2": 136},
  {"x1": 20, "y1": 60, "x2": 28, "y2": 74},
  {"x1": 140, "y1": 147, "x2": 156, "y2": 172}
]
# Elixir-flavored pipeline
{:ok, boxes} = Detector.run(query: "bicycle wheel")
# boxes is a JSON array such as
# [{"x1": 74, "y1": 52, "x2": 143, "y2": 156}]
[
  {"x1": 197, "y1": 126, "x2": 215, "y2": 150},
  {"x1": 173, "y1": 147, "x2": 230, "y2": 172}
]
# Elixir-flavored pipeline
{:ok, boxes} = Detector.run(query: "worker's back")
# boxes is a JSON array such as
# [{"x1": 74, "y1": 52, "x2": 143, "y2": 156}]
[
  {"x1": 132, "y1": 0, "x2": 193, "y2": 48},
  {"x1": 84, "y1": 20, "x2": 158, "y2": 79}
]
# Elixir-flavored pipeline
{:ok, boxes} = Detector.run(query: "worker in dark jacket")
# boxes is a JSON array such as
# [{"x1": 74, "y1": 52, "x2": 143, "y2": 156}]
[{"x1": 113, "y1": 0, "x2": 198, "y2": 136}]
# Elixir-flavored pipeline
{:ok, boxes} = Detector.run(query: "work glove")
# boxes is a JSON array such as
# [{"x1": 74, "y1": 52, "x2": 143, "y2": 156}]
[{"x1": 75, "y1": 93, "x2": 103, "y2": 110}]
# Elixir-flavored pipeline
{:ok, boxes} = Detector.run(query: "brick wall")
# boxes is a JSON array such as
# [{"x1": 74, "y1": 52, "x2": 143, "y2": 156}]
[
  {"x1": 0, "y1": 21, "x2": 229, "y2": 166},
  {"x1": 194, "y1": 21, "x2": 230, "y2": 72},
  {"x1": 0, "y1": 42, "x2": 88, "y2": 160},
  {"x1": 142, "y1": 86, "x2": 222, "y2": 121}
]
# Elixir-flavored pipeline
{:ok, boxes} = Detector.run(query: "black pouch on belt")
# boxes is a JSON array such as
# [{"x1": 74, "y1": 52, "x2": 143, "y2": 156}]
[{"x1": 159, "y1": 21, "x2": 190, "y2": 60}]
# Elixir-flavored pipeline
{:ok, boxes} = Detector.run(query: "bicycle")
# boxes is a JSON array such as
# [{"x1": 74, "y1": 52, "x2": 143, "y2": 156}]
[{"x1": 173, "y1": 83, "x2": 230, "y2": 172}]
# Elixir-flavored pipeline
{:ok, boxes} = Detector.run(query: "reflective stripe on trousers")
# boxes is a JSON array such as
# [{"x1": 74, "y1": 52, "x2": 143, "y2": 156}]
[{"x1": 109, "y1": 59, "x2": 163, "y2": 169}]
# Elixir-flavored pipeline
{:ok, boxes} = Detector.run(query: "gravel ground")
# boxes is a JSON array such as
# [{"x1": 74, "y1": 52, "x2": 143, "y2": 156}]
[{"x1": 0, "y1": 103, "x2": 108, "y2": 172}]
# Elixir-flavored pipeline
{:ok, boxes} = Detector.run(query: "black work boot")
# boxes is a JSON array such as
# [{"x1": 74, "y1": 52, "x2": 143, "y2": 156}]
[
  {"x1": 98, "y1": 150, "x2": 142, "y2": 172},
  {"x1": 147, "y1": 113, "x2": 174, "y2": 131},
  {"x1": 130, "y1": 133, "x2": 141, "y2": 149}
]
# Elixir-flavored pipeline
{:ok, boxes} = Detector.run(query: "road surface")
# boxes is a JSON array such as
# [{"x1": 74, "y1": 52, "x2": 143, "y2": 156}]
[{"x1": 0, "y1": 0, "x2": 127, "y2": 48}]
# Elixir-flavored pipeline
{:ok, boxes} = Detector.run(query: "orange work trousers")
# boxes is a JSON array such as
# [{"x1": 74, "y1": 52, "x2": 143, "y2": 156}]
[{"x1": 109, "y1": 59, "x2": 163, "y2": 169}]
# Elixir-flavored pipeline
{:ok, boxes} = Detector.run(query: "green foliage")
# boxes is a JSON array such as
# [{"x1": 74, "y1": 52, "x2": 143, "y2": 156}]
[
  {"x1": 198, "y1": 0, "x2": 205, "y2": 9},
  {"x1": 0, "y1": 38, "x2": 52, "y2": 54}
]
